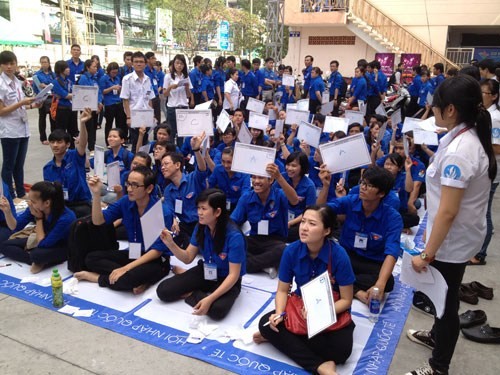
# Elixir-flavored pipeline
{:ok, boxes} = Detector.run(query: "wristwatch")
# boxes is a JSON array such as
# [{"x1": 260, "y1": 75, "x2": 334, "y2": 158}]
[{"x1": 420, "y1": 252, "x2": 433, "y2": 262}]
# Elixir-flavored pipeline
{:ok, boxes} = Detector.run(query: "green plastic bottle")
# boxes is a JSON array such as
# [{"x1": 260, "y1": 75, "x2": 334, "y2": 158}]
[{"x1": 51, "y1": 269, "x2": 64, "y2": 308}]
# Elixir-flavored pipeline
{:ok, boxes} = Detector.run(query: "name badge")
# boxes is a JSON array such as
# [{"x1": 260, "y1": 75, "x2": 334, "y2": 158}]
[
  {"x1": 288, "y1": 210, "x2": 295, "y2": 221},
  {"x1": 354, "y1": 232, "x2": 368, "y2": 250},
  {"x1": 129, "y1": 242, "x2": 141, "y2": 259},
  {"x1": 63, "y1": 188, "x2": 69, "y2": 201},
  {"x1": 153, "y1": 79, "x2": 158, "y2": 86},
  {"x1": 203, "y1": 262, "x2": 218, "y2": 281},
  {"x1": 175, "y1": 199, "x2": 183, "y2": 214},
  {"x1": 113, "y1": 89, "x2": 118, "y2": 95},
  {"x1": 226, "y1": 200, "x2": 231, "y2": 210},
  {"x1": 242, "y1": 83, "x2": 246, "y2": 89},
  {"x1": 257, "y1": 220, "x2": 269, "y2": 235}
]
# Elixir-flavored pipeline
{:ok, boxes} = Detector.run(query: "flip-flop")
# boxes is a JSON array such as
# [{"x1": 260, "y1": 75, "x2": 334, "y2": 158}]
[{"x1": 467, "y1": 258, "x2": 487, "y2": 266}]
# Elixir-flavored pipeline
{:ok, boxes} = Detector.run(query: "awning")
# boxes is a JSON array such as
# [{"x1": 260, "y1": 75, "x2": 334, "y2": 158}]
[{"x1": 0, "y1": 16, "x2": 43, "y2": 46}]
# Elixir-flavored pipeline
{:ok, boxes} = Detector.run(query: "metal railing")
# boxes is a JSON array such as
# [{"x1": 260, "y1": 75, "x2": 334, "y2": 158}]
[
  {"x1": 301, "y1": 0, "x2": 349, "y2": 13},
  {"x1": 446, "y1": 48, "x2": 475, "y2": 68},
  {"x1": 348, "y1": 0, "x2": 458, "y2": 69}
]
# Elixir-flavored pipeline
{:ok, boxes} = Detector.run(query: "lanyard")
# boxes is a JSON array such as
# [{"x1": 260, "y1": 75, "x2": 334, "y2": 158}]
[{"x1": 451, "y1": 126, "x2": 471, "y2": 142}]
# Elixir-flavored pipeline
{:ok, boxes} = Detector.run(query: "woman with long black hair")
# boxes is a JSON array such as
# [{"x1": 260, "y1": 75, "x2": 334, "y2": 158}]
[{"x1": 407, "y1": 75, "x2": 497, "y2": 375}]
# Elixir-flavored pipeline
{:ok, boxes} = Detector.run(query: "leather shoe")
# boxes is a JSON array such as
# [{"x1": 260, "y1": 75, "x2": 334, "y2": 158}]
[
  {"x1": 462, "y1": 324, "x2": 500, "y2": 344},
  {"x1": 463, "y1": 281, "x2": 494, "y2": 300},
  {"x1": 459, "y1": 284, "x2": 479, "y2": 305},
  {"x1": 459, "y1": 310, "x2": 487, "y2": 328}
]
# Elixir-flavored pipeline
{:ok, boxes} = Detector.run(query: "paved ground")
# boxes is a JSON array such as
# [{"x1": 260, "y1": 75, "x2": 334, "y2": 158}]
[{"x1": 0, "y1": 109, "x2": 499, "y2": 374}]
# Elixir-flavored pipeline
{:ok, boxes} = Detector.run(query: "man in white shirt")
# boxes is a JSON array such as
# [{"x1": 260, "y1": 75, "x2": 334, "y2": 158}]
[{"x1": 121, "y1": 51, "x2": 156, "y2": 152}]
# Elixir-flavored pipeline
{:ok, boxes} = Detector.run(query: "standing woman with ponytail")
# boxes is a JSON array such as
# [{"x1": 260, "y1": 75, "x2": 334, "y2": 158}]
[
  {"x1": 406, "y1": 75, "x2": 497, "y2": 375},
  {"x1": 0, "y1": 181, "x2": 76, "y2": 274}
]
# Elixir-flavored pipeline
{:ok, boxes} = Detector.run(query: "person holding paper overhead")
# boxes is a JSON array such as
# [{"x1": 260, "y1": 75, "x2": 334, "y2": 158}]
[
  {"x1": 33, "y1": 56, "x2": 56, "y2": 145},
  {"x1": 254, "y1": 205, "x2": 355, "y2": 375},
  {"x1": 223, "y1": 69, "x2": 240, "y2": 114},
  {"x1": 161, "y1": 133, "x2": 208, "y2": 248},
  {"x1": 77, "y1": 59, "x2": 104, "y2": 153},
  {"x1": 406, "y1": 75, "x2": 497, "y2": 375},
  {"x1": 208, "y1": 147, "x2": 251, "y2": 213},
  {"x1": 308, "y1": 67, "x2": 325, "y2": 115},
  {"x1": 43, "y1": 108, "x2": 92, "y2": 218},
  {"x1": 231, "y1": 165, "x2": 295, "y2": 278},
  {"x1": 121, "y1": 51, "x2": 156, "y2": 153},
  {"x1": 157, "y1": 189, "x2": 246, "y2": 320},
  {"x1": 0, "y1": 181, "x2": 76, "y2": 274},
  {"x1": 318, "y1": 166, "x2": 402, "y2": 304},
  {"x1": 75, "y1": 166, "x2": 172, "y2": 294}
]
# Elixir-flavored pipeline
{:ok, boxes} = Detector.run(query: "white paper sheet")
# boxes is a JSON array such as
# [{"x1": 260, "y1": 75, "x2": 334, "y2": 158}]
[
  {"x1": 237, "y1": 124, "x2": 252, "y2": 144},
  {"x1": 402, "y1": 117, "x2": 421, "y2": 133},
  {"x1": 297, "y1": 121, "x2": 322, "y2": 148},
  {"x1": 274, "y1": 119, "x2": 284, "y2": 138},
  {"x1": 418, "y1": 116, "x2": 437, "y2": 132},
  {"x1": 246, "y1": 97, "x2": 265, "y2": 114},
  {"x1": 248, "y1": 111, "x2": 269, "y2": 131},
  {"x1": 287, "y1": 103, "x2": 298, "y2": 111},
  {"x1": 320, "y1": 101, "x2": 335, "y2": 116},
  {"x1": 268, "y1": 108, "x2": 277, "y2": 121},
  {"x1": 400, "y1": 252, "x2": 448, "y2": 319},
  {"x1": 322, "y1": 91, "x2": 330, "y2": 104},
  {"x1": 106, "y1": 161, "x2": 121, "y2": 190},
  {"x1": 93, "y1": 145, "x2": 106, "y2": 180},
  {"x1": 390, "y1": 109, "x2": 402, "y2": 127},
  {"x1": 231, "y1": 143, "x2": 276, "y2": 178},
  {"x1": 177, "y1": 78, "x2": 190, "y2": 87},
  {"x1": 344, "y1": 110, "x2": 365, "y2": 126},
  {"x1": 73, "y1": 309, "x2": 94, "y2": 317},
  {"x1": 281, "y1": 74, "x2": 295, "y2": 87},
  {"x1": 324, "y1": 116, "x2": 349, "y2": 133},
  {"x1": 138, "y1": 144, "x2": 150, "y2": 154},
  {"x1": 176, "y1": 109, "x2": 214, "y2": 137},
  {"x1": 319, "y1": 133, "x2": 371, "y2": 174},
  {"x1": 413, "y1": 128, "x2": 439, "y2": 146},
  {"x1": 358, "y1": 100, "x2": 367, "y2": 116},
  {"x1": 33, "y1": 83, "x2": 53, "y2": 104},
  {"x1": 72, "y1": 85, "x2": 99, "y2": 111},
  {"x1": 297, "y1": 99, "x2": 309, "y2": 112},
  {"x1": 426, "y1": 92, "x2": 433, "y2": 105},
  {"x1": 301, "y1": 271, "x2": 337, "y2": 339},
  {"x1": 131, "y1": 109, "x2": 155, "y2": 128},
  {"x1": 375, "y1": 103, "x2": 387, "y2": 116},
  {"x1": 376, "y1": 123, "x2": 388, "y2": 144},
  {"x1": 216, "y1": 110, "x2": 231, "y2": 133},
  {"x1": 58, "y1": 305, "x2": 80, "y2": 315},
  {"x1": 195, "y1": 100, "x2": 213, "y2": 110},
  {"x1": 285, "y1": 108, "x2": 310, "y2": 125},
  {"x1": 403, "y1": 134, "x2": 410, "y2": 157},
  {"x1": 0, "y1": 176, "x2": 4, "y2": 197},
  {"x1": 140, "y1": 199, "x2": 166, "y2": 250}
]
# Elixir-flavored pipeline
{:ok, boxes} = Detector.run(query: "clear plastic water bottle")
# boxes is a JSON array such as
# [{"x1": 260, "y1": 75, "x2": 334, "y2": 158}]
[{"x1": 369, "y1": 287, "x2": 381, "y2": 323}]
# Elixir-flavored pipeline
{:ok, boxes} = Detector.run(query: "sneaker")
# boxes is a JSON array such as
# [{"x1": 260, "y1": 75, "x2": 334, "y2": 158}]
[
  {"x1": 405, "y1": 364, "x2": 434, "y2": 375},
  {"x1": 407, "y1": 329, "x2": 435, "y2": 349},
  {"x1": 412, "y1": 291, "x2": 436, "y2": 317},
  {"x1": 263, "y1": 267, "x2": 278, "y2": 279}
]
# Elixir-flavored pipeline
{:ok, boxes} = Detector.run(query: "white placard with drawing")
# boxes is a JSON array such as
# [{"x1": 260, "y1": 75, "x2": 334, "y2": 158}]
[
  {"x1": 106, "y1": 161, "x2": 121, "y2": 191},
  {"x1": 324, "y1": 116, "x2": 349, "y2": 133},
  {"x1": 402, "y1": 117, "x2": 421, "y2": 133},
  {"x1": 413, "y1": 128, "x2": 439, "y2": 146},
  {"x1": 344, "y1": 110, "x2": 365, "y2": 125},
  {"x1": 33, "y1": 83, "x2": 53, "y2": 105},
  {"x1": 301, "y1": 271, "x2": 337, "y2": 339},
  {"x1": 72, "y1": 85, "x2": 98, "y2": 111},
  {"x1": 281, "y1": 74, "x2": 295, "y2": 87},
  {"x1": 176, "y1": 109, "x2": 214, "y2": 137},
  {"x1": 320, "y1": 101, "x2": 335, "y2": 116},
  {"x1": 285, "y1": 108, "x2": 310, "y2": 125},
  {"x1": 319, "y1": 133, "x2": 371, "y2": 174},
  {"x1": 249, "y1": 111, "x2": 269, "y2": 131},
  {"x1": 195, "y1": 100, "x2": 213, "y2": 110},
  {"x1": 131, "y1": 109, "x2": 155, "y2": 128},
  {"x1": 297, "y1": 99, "x2": 309, "y2": 112},
  {"x1": 231, "y1": 142, "x2": 276, "y2": 178},
  {"x1": 287, "y1": 103, "x2": 298, "y2": 111},
  {"x1": 297, "y1": 121, "x2": 322, "y2": 148},
  {"x1": 246, "y1": 97, "x2": 266, "y2": 114}
]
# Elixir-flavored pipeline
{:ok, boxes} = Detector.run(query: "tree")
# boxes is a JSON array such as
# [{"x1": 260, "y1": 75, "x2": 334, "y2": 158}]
[
  {"x1": 146, "y1": 0, "x2": 228, "y2": 62},
  {"x1": 227, "y1": 8, "x2": 265, "y2": 60}
]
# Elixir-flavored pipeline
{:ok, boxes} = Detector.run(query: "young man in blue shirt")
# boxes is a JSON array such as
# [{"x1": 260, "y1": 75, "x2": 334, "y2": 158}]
[
  {"x1": 43, "y1": 108, "x2": 92, "y2": 218},
  {"x1": 252, "y1": 58, "x2": 264, "y2": 99},
  {"x1": 75, "y1": 166, "x2": 172, "y2": 294},
  {"x1": 430, "y1": 63, "x2": 445, "y2": 94},
  {"x1": 328, "y1": 60, "x2": 343, "y2": 115},
  {"x1": 302, "y1": 55, "x2": 314, "y2": 99},
  {"x1": 418, "y1": 70, "x2": 433, "y2": 110},
  {"x1": 239, "y1": 59, "x2": 259, "y2": 120},
  {"x1": 317, "y1": 166, "x2": 402, "y2": 304},
  {"x1": 66, "y1": 44, "x2": 84, "y2": 84},
  {"x1": 260, "y1": 57, "x2": 280, "y2": 101},
  {"x1": 144, "y1": 52, "x2": 161, "y2": 124},
  {"x1": 161, "y1": 133, "x2": 208, "y2": 248}
]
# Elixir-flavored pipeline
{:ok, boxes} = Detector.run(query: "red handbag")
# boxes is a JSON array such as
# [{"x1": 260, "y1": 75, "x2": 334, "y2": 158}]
[{"x1": 284, "y1": 242, "x2": 352, "y2": 335}]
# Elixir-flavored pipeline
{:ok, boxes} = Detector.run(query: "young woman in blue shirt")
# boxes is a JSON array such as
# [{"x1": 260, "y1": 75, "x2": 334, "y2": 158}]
[
  {"x1": 99, "y1": 62, "x2": 126, "y2": 144},
  {"x1": 254, "y1": 205, "x2": 355, "y2": 374},
  {"x1": 0, "y1": 181, "x2": 76, "y2": 274},
  {"x1": 52, "y1": 60, "x2": 78, "y2": 148},
  {"x1": 157, "y1": 188, "x2": 246, "y2": 320},
  {"x1": 308, "y1": 67, "x2": 325, "y2": 114}
]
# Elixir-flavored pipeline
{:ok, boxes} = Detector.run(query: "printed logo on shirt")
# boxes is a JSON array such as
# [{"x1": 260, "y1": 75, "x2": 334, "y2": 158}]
[
  {"x1": 185, "y1": 192, "x2": 194, "y2": 199},
  {"x1": 231, "y1": 185, "x2": 240, "y2": 192},
  {"x1": 266, "y1": 210, "x2": 278, "y2": 218},
  {"x1": 443, "y1": 164, "x2": 461, "y2": 180},
  {"x1": 493, "y1": 128, "x2": 500, "y2": 139},
  {"x1": 371, "y1": 232, "x2": 383, "y2": 241},
  {"x1": 219, "y1": 252, "x2": 227, "y2": 260},
  {"x1": 418, "y1": 169, "x2": 425, "y2": 178}
]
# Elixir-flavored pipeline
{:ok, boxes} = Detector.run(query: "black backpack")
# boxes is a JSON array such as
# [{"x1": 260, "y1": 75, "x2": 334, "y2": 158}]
[
  {"x1": 339, "y1": 78, "x2": 348, "y2": 100},
  {"x1": 67, "y1": 215, "x2": 118, "y2": 272}
]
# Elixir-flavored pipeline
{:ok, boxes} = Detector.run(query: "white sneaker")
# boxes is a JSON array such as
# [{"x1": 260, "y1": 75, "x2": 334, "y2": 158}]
[
  {"x1": 263, "y1": 267, "x2": 278, "y2": 279},
  {"x1": 405, "y1": 364, "x2": 434, "y2": 375}
]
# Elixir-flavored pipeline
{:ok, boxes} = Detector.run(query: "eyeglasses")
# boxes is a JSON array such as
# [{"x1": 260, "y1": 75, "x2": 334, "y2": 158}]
[
  {"x1": 359, "y1": 180, "x2": 376, "y2": 189},
  {"x1": 125, "y1": 181, "x2": 145, "y2": 189}
]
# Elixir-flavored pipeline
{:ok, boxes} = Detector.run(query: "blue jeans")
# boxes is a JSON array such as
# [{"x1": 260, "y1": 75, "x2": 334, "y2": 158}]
[
  {"x1": 476, "y1": 181, "x2": 499, "y2": 260},
  {"x1": 1, "y1": 137, "x2": 29, "y2": 198}
]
